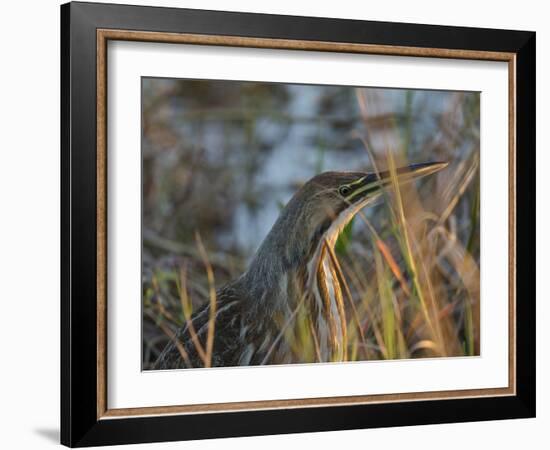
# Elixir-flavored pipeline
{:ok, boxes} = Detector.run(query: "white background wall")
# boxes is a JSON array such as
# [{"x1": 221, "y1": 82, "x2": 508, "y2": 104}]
[{"x1": 0, "y1": 0, "x2": 546, "y2": 448}]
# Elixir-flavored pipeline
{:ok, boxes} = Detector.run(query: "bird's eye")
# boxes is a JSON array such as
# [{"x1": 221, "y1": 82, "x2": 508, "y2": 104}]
[{"x1": 339, "y1": 186, "x2": 351, "y2": 197}]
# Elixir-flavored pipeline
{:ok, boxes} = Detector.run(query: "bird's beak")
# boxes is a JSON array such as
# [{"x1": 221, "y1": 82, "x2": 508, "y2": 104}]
[
  {"x1": 382, "y1": 161, "x2": 449, "y2": 184},
  {"x1": 346, "y1": 161, "x2": 448, "y2": 202}
]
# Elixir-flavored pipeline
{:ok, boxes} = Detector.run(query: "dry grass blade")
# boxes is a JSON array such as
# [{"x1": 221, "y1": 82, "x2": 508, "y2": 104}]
[
  {"x1": 144, "y1": 309, "x2": 193, "y2": 368},
  {"x1": 375, "y1": 238, "x2": 411, "y2": 296},
  {"x1": 433, "y1": 226, "x2": 480, "y2": 354},
  {"x1": 385, "y1": 148, "x2": 440, "y2": 349},
  {"x1": 439, "y1": 153, "x2": 479, "y2": 224},
  {"x1": 175, "y1": 265, "x2": 208, "y2": 364},
  {"x1": 410, "y1": 340, "x2": 439, "y2": 354},
  {"x1": 194, "y1": 231, "x2": 218, "y2": 368}
]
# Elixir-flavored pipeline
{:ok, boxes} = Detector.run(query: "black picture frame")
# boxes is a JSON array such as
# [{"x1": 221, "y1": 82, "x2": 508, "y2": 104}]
[{"x1": 61, "y1": 1, "x2": 535, "y2": 447}]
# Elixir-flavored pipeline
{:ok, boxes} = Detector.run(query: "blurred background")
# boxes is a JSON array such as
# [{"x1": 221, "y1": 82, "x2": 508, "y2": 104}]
[{"x1": 142, "y1": 78, "x2": 480, "y2": 369}]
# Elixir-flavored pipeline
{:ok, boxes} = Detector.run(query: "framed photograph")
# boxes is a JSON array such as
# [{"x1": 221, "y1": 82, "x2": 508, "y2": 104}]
[{"x1": 61, "y1": 1, "x2": 536, "y2": 447}]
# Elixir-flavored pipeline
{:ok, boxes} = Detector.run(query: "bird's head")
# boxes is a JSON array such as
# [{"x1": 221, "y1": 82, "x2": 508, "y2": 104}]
[
  {"x1": 292, "y1": 161, "x2": 448, "y2": 250},
  {"x1": 243, "y1": 161, "x2": 448, "y2": 311}
]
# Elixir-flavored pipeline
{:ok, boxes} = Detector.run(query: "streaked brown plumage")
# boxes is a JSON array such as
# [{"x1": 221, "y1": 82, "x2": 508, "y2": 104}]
[{"x1": 154, "y1": 162, "x2": 447, "y2": 369}]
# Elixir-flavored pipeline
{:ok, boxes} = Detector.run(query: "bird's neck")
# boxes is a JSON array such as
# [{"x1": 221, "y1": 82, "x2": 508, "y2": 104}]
[
  {"x1": 240, "y1": 202, "x2": 355, "y2": 358},
  {"x1": 241, "y1": 210, "x2": 314, "y2": 314}
]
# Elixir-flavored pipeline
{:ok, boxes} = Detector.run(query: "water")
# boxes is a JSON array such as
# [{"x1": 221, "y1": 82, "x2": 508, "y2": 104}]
[{"x1": 144, "y1": 78, "x2": 475, "y2": 260}]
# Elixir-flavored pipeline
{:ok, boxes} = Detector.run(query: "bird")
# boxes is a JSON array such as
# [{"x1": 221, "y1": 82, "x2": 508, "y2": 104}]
[{"x1": 154, "y1": 161, "x2": 447, "y2": 369}]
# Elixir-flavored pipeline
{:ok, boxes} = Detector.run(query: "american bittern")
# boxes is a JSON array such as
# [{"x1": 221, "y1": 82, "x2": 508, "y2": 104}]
[{"x1": 154, "y1": 162, "x2": 447, "y2": 369}]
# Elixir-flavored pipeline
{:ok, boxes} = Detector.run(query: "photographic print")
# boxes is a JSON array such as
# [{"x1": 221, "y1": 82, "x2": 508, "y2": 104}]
[
  {"x1": 62, "y1": 6, "x2": 534, "y2": 444},
  {"x1": 142, "y1": 78, "x2": 481, "y2": 370}
]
